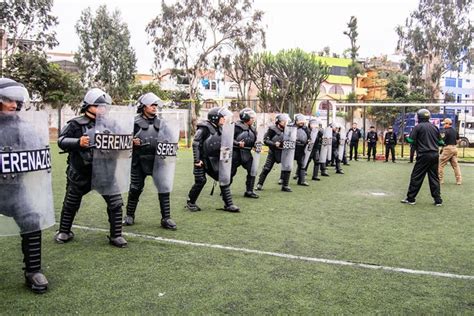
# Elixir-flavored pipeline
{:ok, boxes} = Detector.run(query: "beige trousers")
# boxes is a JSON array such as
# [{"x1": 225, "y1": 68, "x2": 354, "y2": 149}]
[{"x1": 438, "y1": 145, "x2": 462, "y2": 184}]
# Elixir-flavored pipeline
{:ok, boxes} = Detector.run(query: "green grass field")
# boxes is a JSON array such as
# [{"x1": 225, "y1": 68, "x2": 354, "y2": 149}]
[{"x1": 0, "y1": 145, "x2": 473, "y2": 314}]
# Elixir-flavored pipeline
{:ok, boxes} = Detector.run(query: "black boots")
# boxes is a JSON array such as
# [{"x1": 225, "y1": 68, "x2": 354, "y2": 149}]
[
  {"x1": 297, "y1": 166, "x2": 309, "y2": 186},
  {"x1": 124, "y1": 188, "x2": 140, "y2": 226},
  {"x1": 281, "y1": 171, "x2": 292, "y2": 192},
  {"x1": 220, "y1": 185, "x2": 240, "y2": 212},
  {"x1": 22, "y1": 231, "x2": 48, "y2": 294},
  {"x1": 106, "y1": 197, "x2": 128, "y2": 248},
  {"x1": 159, "y1": 192, "x2": 177, "y2": 230},
  {"x1": 244, "y1": 175, "x2": 259, "y2": 198},
  {"x1": 55, "y1": 187, "x2": 81, "y2": 243}
]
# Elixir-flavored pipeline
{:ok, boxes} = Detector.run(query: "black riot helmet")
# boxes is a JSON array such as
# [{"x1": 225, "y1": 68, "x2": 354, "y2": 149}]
[
  {"x1": 417, "y1": 109, "x2": 431, "y2": 122},
  {"x1": 0, "y1": 78, "x2": 30, "y2": 111},
  {"x1": 208, "y1": 106, "x2": 232, "y2": 126},
  {"x1": 239, "y1": 107, "x2": 256, "y2": 122},
  {"x1": 136, "y1": 92, "x2": 164, "y2": 113},
  {"x1": 81, "y1": 88, "x2": 112, "y2": 113}
]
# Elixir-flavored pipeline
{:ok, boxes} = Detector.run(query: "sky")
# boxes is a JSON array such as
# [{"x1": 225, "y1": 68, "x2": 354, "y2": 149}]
[{"x1": 51, "y1": 0, "x2": 420, "y2": 73}]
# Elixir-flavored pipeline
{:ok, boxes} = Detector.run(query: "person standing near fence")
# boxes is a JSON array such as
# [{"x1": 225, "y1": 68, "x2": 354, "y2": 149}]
[
  {"x1": 438, "y1": 118, "x2": 462, "y2": 185},
  {"x1": 366, "y1": 125, "x2": 377, "y2": 161},
  {"x1": 401, "y1": 109, "x2": 443, "y2": 206},
  {"x1": 384, "y1": 126, "x2": 397, "y2": 163},
  {"x1": 346, "y1": 122, "x2": 361, "y2": 161}
]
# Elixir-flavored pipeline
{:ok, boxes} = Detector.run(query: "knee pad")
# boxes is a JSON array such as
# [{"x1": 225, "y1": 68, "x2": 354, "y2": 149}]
[{"x1": 106, "y1": 194, "x2": 124, "y2": 210}]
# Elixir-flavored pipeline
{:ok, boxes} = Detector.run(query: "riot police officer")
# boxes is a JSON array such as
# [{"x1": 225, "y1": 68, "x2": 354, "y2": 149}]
[
  {"x1": 332, "y1": 124, "x2": 344, "y2": 174},
  {"x1": 0, "y1": 78, "x2": 52, "y2": 293},
  {"x1": 256, "y1": 113, "x2": 290, "y2": 190},
  {"x1": 293, "y1": 114, "x2": 310, "y2": 186},
  {"x1": 55, "y1": 88, "x2": 128, "y2": 247},
  {"x1": 231, "y1": 108, "x2": 259, "y2": 198},
  {"x1": 402, "y1": 109, "x2": 443, "y2": 206},
  {"x1": 305, "y1": 119, "x2": 329, "y2": 180},
  {"x1": 123, "y1": 93, "x2": 177, "y2": 229},
  {"x1": 186, "y1": 107, "x2": 240, "y2": 212}
]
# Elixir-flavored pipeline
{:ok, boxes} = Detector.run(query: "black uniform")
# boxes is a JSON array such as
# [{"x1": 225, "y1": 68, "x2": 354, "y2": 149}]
[
  {"x1": 57, "y1": 115, "x2": 126, "y2": 245},
  {"x1": 0, "y1": 113, "x2": 45, "y2": 290},
  {"x1": 294, "y1": 125, "x2": 310, "y2": 185},
  {"x1": 257, "y1": 124, "x2": 284, "y2": 188},
  {"x1": 366, "y1": 131, "x2": 377, "y2": 161},
  {"x1": 231, "y1": 120, "x2": 258, "y2": 196},
  {"x1": 331, "y1": 130, "x2": 343, "y2": 173},
  {"x1": 404, "y1": 122, "x2": 442, "y2": 204},
  {"x1": 306, "y1": 129, "x2": 329, "y2": 179},
  {"x1": 187, "y1": 120, "x2": 238, "y2": 211},
  {"x1": 347, "y1": 128, "x2": 362, "y2": 160},
  {"x1": 124, "y1": 114, "x2": 176, "y2": 229},
  {"x1": 384, "y1": 131, "x2": 397, "y2": 162}
]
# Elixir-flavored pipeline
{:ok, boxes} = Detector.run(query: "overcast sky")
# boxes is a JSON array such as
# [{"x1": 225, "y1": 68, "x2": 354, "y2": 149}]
[{"x1": 52, "y1": 0, "x2": 419, "y2": 73}]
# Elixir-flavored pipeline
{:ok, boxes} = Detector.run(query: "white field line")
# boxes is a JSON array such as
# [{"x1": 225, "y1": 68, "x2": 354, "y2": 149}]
[{"x1": 73, "y1": 224, "x2": 474, "y2": 281}]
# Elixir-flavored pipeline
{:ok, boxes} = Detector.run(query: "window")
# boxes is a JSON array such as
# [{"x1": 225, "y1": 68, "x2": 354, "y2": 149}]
[
  {"x1": 466, "y1": 79, "x2": 471, "y2": 83},
  {"x1": 465, "y1": 94, "x2": 470, "y2": 98},
  {"x1": 458, "y1": 78, "x2": 463, "y2": 88},
  {"x1": 329, "y1": 85, "x2": 344, "y2": 95},
  {"x1": 330, "y1": 66, "x2": 348, "y2": 76},
  {"x1": 320, "y1": 85, "x2": 326, "y2": 94},
  {"x1": 457, "y1": 94, "x2": 462, "y2": 103},
  {"x1": 229, "y1": 85, "x2": 239, "y2": 93},
  {"x1": 211, "y1": 81, "x2": 217, "y2": 90},
  {"x1": 445, "y1": 77, "x2": 456, "y2": 87}
]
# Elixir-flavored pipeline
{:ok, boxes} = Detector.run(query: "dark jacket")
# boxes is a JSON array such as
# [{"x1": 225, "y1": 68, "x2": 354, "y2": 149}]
[
  {"x1": 347, "y1": 128, "x2": 362, "y2": 143},
  {"x1": 384, "y1": 131, "x2": 397, "y2": 146},
  {"x1": 58, "y1": 115, "x2": 95, "y2": 174},
  {"x1": 366, "y1": 131, "x2": 377, "y2": 145},
  {"x1": 409, "y1": 122, "x2": 441, "y2": 154}
]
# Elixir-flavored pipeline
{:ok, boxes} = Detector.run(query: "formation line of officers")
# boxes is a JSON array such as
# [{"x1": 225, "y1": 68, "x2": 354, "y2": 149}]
[{"x1": 1, "y1": 77, "x2": 455, "y2": 294}]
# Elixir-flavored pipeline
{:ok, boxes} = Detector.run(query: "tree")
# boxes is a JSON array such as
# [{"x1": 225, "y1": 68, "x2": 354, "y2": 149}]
[
  {"x1": 146, "y1": 0, "x2": 265, "y2": 131},
  {"x1": 74, "y1": 5, "x2": 137, "y2": 102},
  {"x1": 222, "y1": 30, "x2": 265, "y2": 107},
  {"x1": 343, "y1": 16, "x2": 364, "y2": 94},
  {"x1": 4, "y1": 51, "x2": 84, "y2": 133},
  {"x1": 0, "y1": 0, "x2": 58, "y2": 59},
  {"x1": 248, "y1": 49, "x2": 329, "y2": 115},
  {"x1": 396, "y1": 0, "x2": 473, "y2": 100},
  {"x1": 128, "y1": 81, "x2": 170, "y2": 104}
]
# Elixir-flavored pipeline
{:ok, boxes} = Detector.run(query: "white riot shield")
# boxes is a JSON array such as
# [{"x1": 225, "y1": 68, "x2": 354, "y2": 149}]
[
  {"x1": 250, "y1": 119, "x2": 266, "y2": 177},
  {"x1": 303, "y1": 127, "x2": 319, "y2": 167},
  {"x1": 152, "y1": 117, "x2": 179, "y2": 193},
  {"x1": 319, "y1": 126, "x2": 333, "y2": 163},
  {"x1": 338, "y1": 127, "x2": 347, "y2": 161},
  {"x1": 280, "y1": 125, "x2": 297, "y2": 172},
  {"x1": 0, "y1": 111, "x2": 54, "y2": 236},
  {"x1": 92, "y1": 105, "x2": 134, "y2": 195},
  {"x1": 219, "y1": 115, "x2": 235, "y2": 186}
]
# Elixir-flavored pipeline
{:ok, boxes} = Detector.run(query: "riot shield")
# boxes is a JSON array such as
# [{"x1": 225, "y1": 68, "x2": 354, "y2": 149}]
[
  {"x1": 152, "y1": 117, "x2": 180, "y2": 193},
  {"x1": 338, "y1": 127, "x2": 347, "y2": 161},
  {"x1": 250, "y1": 119, "x2": 266, "y2": 177},
  {"x1": 303, "y1": 126, "x2": 319, "y2": 167},
  {"x1": 318, "y1": 126, "x2": 333, "y2": 163},
  {"x1": 219, "y1": 114, "x2": 235, "y2": 186},
  {"x1": 91, "y1": 105, "x2": 134, "y2": 195},
  {"x1": 280, "y1": 125, "x2": 297, "y2": 172},
  {"x1": 0, "y1": 111, "x2": 54, "y2": 236}
]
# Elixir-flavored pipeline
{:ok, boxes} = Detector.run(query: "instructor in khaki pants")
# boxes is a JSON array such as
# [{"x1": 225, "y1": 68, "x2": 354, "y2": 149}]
[{"x1": 439, "y1": 118, "x2": 462, "y2": 185}]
